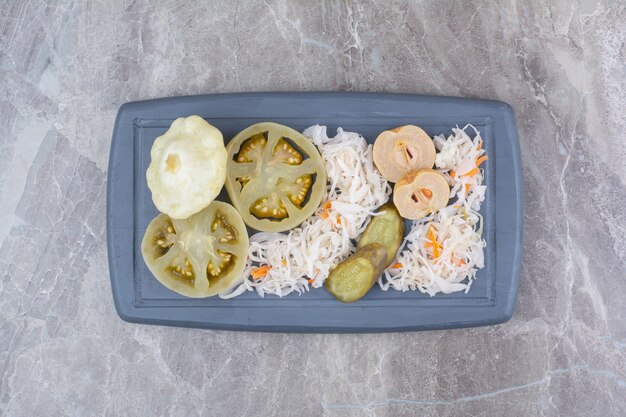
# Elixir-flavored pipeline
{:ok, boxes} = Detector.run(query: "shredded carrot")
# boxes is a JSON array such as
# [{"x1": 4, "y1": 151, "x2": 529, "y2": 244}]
[
  {"x1": 424, "y1": 225, "x2": 442, "y2": 259},
  {"x1": 421, "y1": 188, "x2": 433, "y2": 198},
  {"x1": 449, "y1": 170, "x2": 456, "y2": 179},
  {"x1": 460, "y1": 156, "x2": 486, "y2": 178},
  {"x1": 462, "y1": 167, "x2": 479, "y2": 177},
  {"x1": 251, "y1": 265, "x2": 271, "y2": 279},
  {"x1": 336, "y1": 217, "x2": 342, "y2": 225},
  {"x1": 307, "y1": 269, "x2": 320, "y2": 284},
  {"x1": 451, "y1": 255, "x2": 466, "y2": 267},
  {"x1": 465, "y1": 184, "x2": 471, "y2": 193},
  {"x1": 390, "y1": 262, "x2": 403, "y2": 269},
  {"x1": 320, "y1": 201, "x2": 332, "y2": 219},
  {"x1": 477, "y1": 140, "x2": 483, "y2": 151},
  {"x1": 281, "y1": 259, "x2": 287, "y2": 266}
]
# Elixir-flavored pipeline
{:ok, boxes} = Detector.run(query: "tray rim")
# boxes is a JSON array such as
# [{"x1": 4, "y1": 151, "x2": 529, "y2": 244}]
[{"x1": 106, "y1": 92, "x2": 523, "y2": 333}]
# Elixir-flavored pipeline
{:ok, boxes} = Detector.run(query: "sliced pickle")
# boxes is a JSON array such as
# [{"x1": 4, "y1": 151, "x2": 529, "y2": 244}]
[
  {"x1": 357, "y1": 203, "x2": 405, "y2": 267},
  {"x1": 325, "y1": 243, "x2": 388, "y2": 303}
]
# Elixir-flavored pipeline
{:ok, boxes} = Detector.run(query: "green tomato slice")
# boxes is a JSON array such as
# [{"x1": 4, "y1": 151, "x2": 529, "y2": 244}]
[
  {"x1": 141, "y1": 201, "x2": 249, "y2": 298},
  {"x1": 225, "y1": 122, "x2": 327, "y2": 232}
]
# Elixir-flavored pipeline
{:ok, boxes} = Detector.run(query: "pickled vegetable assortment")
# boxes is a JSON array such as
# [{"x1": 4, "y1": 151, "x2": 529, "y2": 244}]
[
  {"x1": 225, "y1": 122, "x2": 327, "y2": 232},
  {"x1": 141, "y1": 201, "x2": 249, "y2": 298},
  {"x1": 141, "y1": 116, "x2": 487, "y2": 302}
]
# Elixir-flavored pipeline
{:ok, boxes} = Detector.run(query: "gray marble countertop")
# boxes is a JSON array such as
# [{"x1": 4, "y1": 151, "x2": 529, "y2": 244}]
[{"x1": 1, "y1": 1, "x2": 625, "y2": 416}]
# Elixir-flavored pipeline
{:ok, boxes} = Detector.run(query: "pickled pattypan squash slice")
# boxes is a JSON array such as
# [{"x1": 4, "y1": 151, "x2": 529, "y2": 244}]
[
  {"x1": 147, "y1": 115, "x2": 227, "y2": 219},
  {"x1": 225, "y1": 122, "x2": 326, "y2": 232},
  {"x1": 141, "y1": 201, "x2": 248, "y2": 298}
]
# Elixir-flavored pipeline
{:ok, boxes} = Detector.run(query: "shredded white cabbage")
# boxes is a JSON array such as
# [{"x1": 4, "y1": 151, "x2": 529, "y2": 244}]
[
  {"x1": 220, "y1": 125, "x2": 391, "y2": 298},
  {"x1": 380, "y1": 125, "x2": 487, "y2": 295}
]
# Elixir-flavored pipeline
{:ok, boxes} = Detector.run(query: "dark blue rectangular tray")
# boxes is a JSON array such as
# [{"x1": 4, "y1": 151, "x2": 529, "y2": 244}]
[{"x1": 107, "y1": 92, "x2": 522, "y2": 333}]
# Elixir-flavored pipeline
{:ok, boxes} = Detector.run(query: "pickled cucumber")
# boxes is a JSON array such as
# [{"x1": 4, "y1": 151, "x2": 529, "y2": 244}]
[
  {"x1": 325, "y1": 243, "x2": 388, "y2": 303},
  {"x1": 357, "y1": 203, "x2": 404, "y2": 266}
]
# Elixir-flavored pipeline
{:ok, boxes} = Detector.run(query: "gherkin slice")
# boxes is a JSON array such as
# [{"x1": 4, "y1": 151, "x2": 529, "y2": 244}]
[
  {"x1": 325, "y1": 243, "x2": 388, "y2": 303},
  {"x1": 357, "y1": 203, "x2": 405, "y2": 267}
]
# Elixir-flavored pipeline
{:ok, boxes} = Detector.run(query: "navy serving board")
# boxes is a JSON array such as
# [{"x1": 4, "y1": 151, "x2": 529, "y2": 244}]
[{"x1": 106, "y1": 92, "x2": 522, "y2": 333}]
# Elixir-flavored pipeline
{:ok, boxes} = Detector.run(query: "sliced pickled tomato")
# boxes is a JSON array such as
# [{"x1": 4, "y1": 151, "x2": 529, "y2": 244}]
[
  {"x1": 206, "y1": 211, "x2": 239, "y2": 276},
  {"x1": 225, "y1": 122, "x2": 327, "y2": 233},
  {"x1": 236, "y1": 132, "x2": 267, "y2": 162},
  {"x1": 207, "y1": 249, "x2": 234, "y2": 277},
  {"x1": 141, "y1": 202, "x2": 249, "y2": 298},
  {"x1": 235, "y1": 133, "x2": 267, "y2": 186},
  {"x1": 271, "y1": 138, "x2": 303, "y2": 165},
  {"x1": 277, "y1": 175, "x2": 312, "y2": 206},
  {"x1": 166, "y1": 253, "x2": 195, "y2": 282},
  {"x1": 250, "y1": 193, "x2": 288, "y2": 219},
  {"x1": 150, "y1": 218, "x2": 176, "y2": 257},
  {"x1": 210, "y1": 210, "x2": 238, "y2": 242}
]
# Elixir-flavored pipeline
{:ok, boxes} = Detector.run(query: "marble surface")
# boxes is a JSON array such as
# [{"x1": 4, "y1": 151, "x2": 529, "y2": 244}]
[{"x1": 1, "y1": 1, "x2": 625, "y2": 416}]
